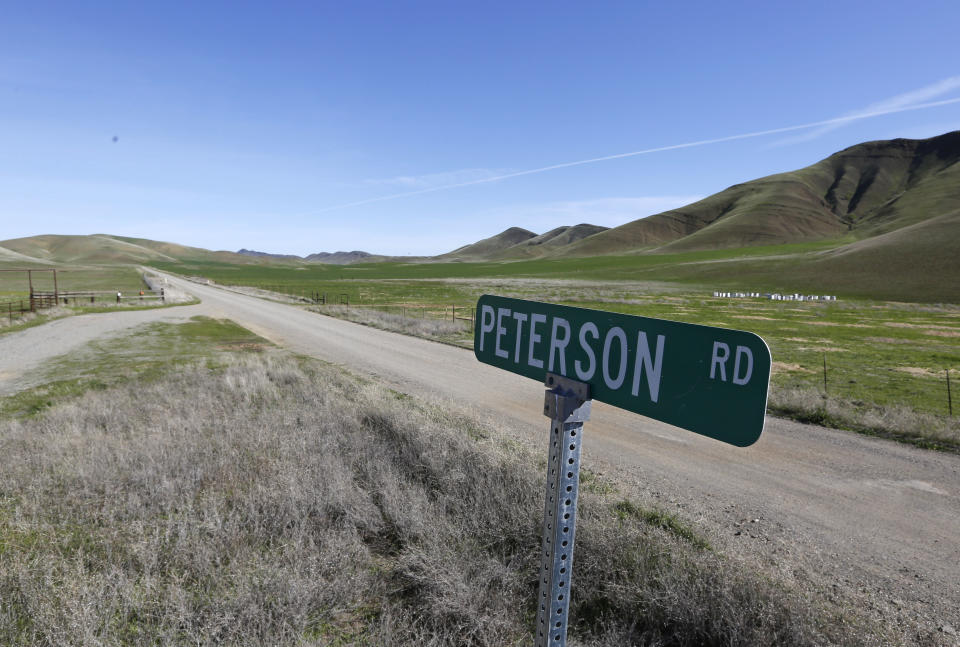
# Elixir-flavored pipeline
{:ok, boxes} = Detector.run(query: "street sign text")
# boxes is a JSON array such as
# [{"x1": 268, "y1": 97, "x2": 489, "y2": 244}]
[{"x1": 474, "y1": 295, "x2": 771, "y2": 446}]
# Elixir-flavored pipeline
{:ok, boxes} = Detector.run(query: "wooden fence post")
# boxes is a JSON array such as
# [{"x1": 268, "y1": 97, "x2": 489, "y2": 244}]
[
  {"x1": 822, "y1": 354, "x2": 828, "y2": 396},
  {"x1": 948, "y1": 370, "x2": 953, "y2": 417}
]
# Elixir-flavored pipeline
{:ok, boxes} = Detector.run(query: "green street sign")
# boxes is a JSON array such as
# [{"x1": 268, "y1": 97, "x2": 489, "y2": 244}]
[{"x1": 474, "y1": 295, "x2": 771, "y2": 446}]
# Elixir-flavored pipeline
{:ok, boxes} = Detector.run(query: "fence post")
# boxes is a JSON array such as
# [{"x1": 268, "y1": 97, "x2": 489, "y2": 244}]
[
  {"x1": 822, "y1": 354, "x2": 828, "y2": 396},
  {"x1": 948, "y1": 370, "x2": 954, "y2": 417},
  {"x1": 452, "y1": 305, "x2": 456, "y2": 321}
]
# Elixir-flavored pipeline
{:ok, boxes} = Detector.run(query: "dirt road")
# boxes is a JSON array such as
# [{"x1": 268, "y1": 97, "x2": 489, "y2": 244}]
[
  {"x1": 0, "y1": 304, "x2": 207, "y2": 395},
  {"x1": 5, "y1": 274, "x2": 959, "y2": 631}
]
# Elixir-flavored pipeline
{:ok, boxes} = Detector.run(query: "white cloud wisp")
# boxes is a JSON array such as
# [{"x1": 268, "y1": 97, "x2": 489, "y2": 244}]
[
  {"x1": 314, "y1": 93, "x2": 960, "y2": 214},
  {"x1": 363, "y1": 168, "x2": 512, "y2": 189},
  {"x1": 771, "y1": 75, "x2": 960, "y2": 147}
]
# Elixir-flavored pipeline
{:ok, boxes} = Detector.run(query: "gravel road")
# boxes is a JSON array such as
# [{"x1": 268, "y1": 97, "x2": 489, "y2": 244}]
[{"x1": 3, "y1": 274, "x2": 958, "y2": 634}]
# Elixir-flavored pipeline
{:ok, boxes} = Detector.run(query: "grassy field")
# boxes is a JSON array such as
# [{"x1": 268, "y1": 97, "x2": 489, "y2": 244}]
[
  {"x1": 162, "y1": 264, "x2": 960, "y2": 434},
  {"x1": 150, "y1": 232, "x2": 959, "y2": 302},
  {"x1": 0, "y1": 265, "x2": 189, "y2": 335},
  {"x1": 306, "y1": 294, "x2": 960, "y2": 451},
  {"x1": 0, "y1": 319, "x2": 898, "y2": 645},
  {"x1": 0, "y1": 263, "x2": 149, "y2": 299}
]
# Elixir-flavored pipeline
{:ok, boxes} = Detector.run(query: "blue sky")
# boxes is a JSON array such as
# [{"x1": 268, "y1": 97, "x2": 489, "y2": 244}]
[{"x1": 2, "y1": 1, "x2": 959, "y2": 256}]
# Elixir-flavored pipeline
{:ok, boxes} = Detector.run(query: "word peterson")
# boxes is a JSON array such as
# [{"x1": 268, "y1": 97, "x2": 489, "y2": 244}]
[{"x1": 479, "y1": 303, "x2": 668, "y2": 403}]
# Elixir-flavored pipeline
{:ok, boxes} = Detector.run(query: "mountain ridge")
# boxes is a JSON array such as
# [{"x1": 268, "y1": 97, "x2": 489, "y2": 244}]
[
  {"x1": 563, "y1": 130, "x2": 960, "y2": 257},
  {"x1": 3, "y1": 133, "x2": 957, "y2": 293}
]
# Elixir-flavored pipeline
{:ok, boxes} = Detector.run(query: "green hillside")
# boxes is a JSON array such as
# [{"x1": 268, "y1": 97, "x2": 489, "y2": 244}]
[
  {"x1": 438, "y1": 226, "x2": 536, "y2": 260},
  {"x1": 106, "y1": 235, "x2": 304, "y2": 265},
  {"x1": 0, "y1": 234, "x2": 303, "y2": 266},
  {"x1": 0, "y1": 234, "x2": 177, "y2": 264},
  {"x1": 494, "y1": 223, "x2": 609, "y2": 259},
  {"x1": 564, "y1": 130, "x2": 960, "y2": 255},
  {"x1": 5, "y1": 132, "x2": 958, "y2": 302}
]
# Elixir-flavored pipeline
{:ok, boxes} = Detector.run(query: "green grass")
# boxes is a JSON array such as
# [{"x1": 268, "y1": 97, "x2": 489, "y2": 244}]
[
  {"x1": 152, "y1": 229, "x2": 959, "y2": 302},
  {"x1": 0, "y1": 263, "x2": 158, "y2": 332},
  {"x1": 0, "y1": 263, "x2": 149, "y2": 295},
  {"x1": 152, "y1": 240, "x2": 843, "y2": 287},
  {"x1": 613, "y1": 500, "x2": 712, "y2": 550},
  {"x1": 1, "y1": 316, "x2": 271, "y2": 418},
  {"x1": 564, "y1": 296, "x2": 960, "y2": 416},
  {"x1": 158, "y1": 260, "x2": 960, "y2": 421},
  {"x1": 0, "y1": 298, "x2": 200, "y2": 337}
]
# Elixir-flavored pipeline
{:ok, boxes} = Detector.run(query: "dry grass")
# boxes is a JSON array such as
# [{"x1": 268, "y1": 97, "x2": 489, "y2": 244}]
[
  {"x1": 769, "y1": 386, "x2": 960, "y2": 451},
  {"x1": 0, "y1": 355, "x2": 889, "y2": 645},
  {"x1": 311, "y1": 305, "x2": 471, "y2": 344},
  {"x1": 142, "y1": 274, "x2": 192, "y2": 304},
  {"x1": 0, "y1": 306, "x2": 71, "y2": 331}
]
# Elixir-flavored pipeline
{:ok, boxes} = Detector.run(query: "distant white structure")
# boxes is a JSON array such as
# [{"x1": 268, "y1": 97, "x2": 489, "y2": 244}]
[{"x1": 713, "y1": 291, "x2": 837, "y2": 302}]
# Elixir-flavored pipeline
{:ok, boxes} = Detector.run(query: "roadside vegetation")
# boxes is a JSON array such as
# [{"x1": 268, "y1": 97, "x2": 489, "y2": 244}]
[
  {"x1": 0, "y1": 305, "x2": 73, "y2": 335},
  {"x1": 0, "y1": 328, "x2": 897, "y2": 645},
  {"x1": 308, "y1": 304, "x2": 473, "y2": 346},
  {"x1": 768, "y1": 387, "x2": 960, "y2": 451},
  {"x1": 0, "y1": 298, "x2": 199, "y2": 338},
  {"x1": 0, "y1": 266, "x2": 194, "y2": 336},
  {"x1": 0, "y1": 316, "x2": 264, "y2": 417},
  {"x1": 247, "y1": 276, "x2": 960, "y2": 452}
]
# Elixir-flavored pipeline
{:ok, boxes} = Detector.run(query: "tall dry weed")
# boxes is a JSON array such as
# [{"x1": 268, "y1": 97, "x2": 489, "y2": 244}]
[
  {"x1": 769, "y1": 386, "x2": 960, "y2": 450},
  {"x1": 0, "y1": 355, "x2": 885, "y2": 645},
  {"x1": 311, "y1": 305, "x2": 469, "y2": 342}
]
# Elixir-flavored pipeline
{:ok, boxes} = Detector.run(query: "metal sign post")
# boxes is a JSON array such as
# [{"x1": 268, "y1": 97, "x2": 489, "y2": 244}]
[
  {"x1": 472, "y1": 295, "x2": 773, "y2": 645},
  {"x1": 536, "y1": 373, "x2": 590, "y2": 647}
]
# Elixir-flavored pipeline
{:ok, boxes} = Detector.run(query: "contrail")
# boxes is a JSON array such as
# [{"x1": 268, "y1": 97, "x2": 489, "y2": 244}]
[{"x1": 316, "y1": 96, "x2": 960, "y2": 213}]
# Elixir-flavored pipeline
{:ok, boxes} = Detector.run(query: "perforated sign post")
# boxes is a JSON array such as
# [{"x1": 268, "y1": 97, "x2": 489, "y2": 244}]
[{"x1": 473, "y1": 295, "x2": 771, "y2": 646}]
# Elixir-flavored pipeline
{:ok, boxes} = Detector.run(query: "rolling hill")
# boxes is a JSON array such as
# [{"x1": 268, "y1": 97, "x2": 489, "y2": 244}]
[
  {"x1": 493, "y1": 224, "x2": 609, "y2": 259},
  {"x1": 0, "y1": 235, "x2": 301, "y2": 266},
  {"x1": 0, "y1": 234, "x2": 178, "y2": 265},
  {"x1": 304, "y1": 251, "x2": 386, "y2": 264},
  {"x1": 3, "y1": 132, "x2": 957, "y2": 301},
  {"x1": 563, "y1": 130, "x2": 960, "y2": 256},
  {"x1": 237, "y1": 249, "x2": 304, "y2": 261},
  {"x1": 431, "y1": 131, "x2": 958, "y2": 263},
  {"x1": 438, "y1": 227, "x2": 537, "y2": 260}
]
